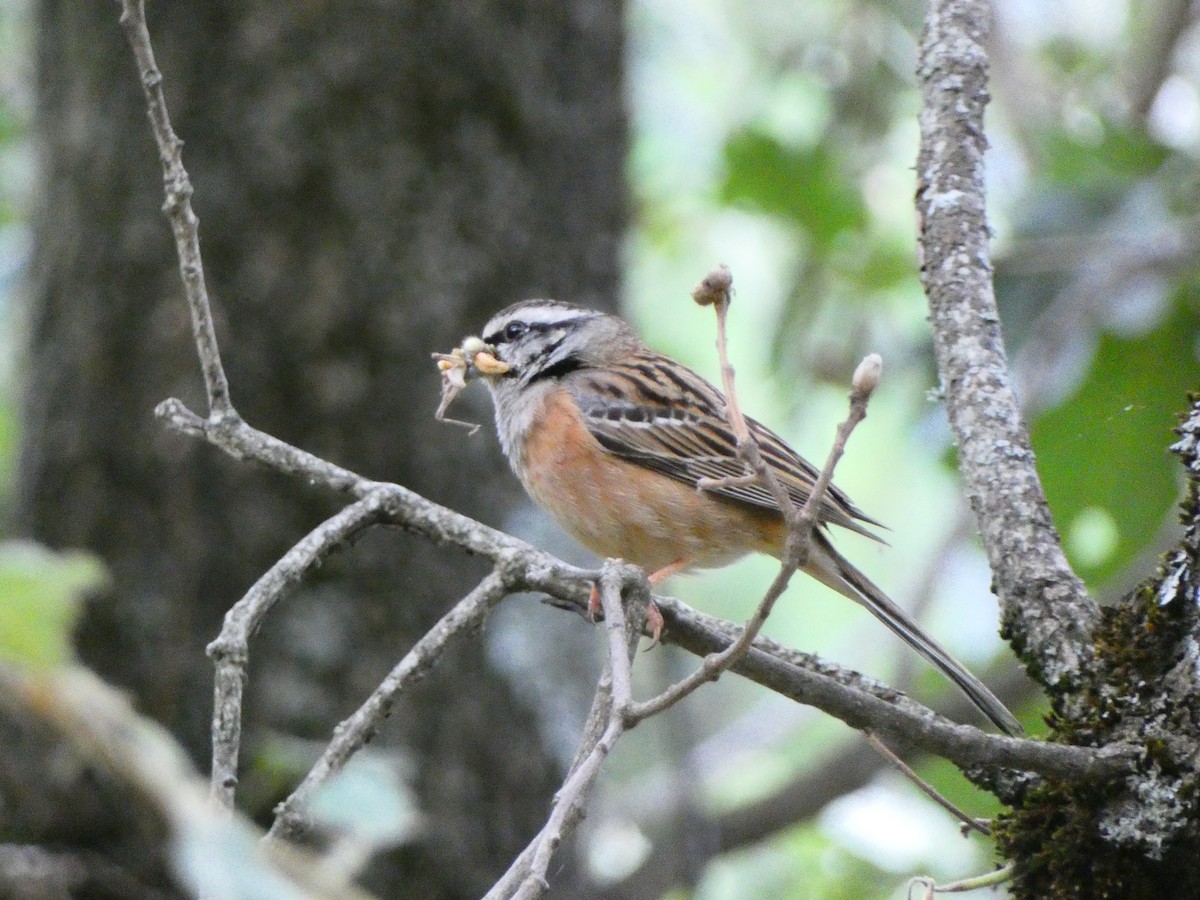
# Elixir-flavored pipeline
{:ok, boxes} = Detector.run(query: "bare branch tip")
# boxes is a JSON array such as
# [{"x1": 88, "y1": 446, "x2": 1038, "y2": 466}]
[{"x1": 154, "y1": 397, "x2": 206, "y2": 434}]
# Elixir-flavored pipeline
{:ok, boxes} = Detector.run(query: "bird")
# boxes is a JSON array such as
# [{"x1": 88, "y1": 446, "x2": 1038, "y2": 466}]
[{"x1": 458, "y1": 298, "x2": 1020, "y2": 735}]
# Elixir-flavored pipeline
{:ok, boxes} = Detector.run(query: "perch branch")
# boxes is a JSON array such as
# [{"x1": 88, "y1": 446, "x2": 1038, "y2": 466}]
[
  {"x1": 160, "y1": 364, "x2": 1126, "y2": 793},
  {"x1": 161, "y1": 388, "x2": 1127, "y2": 805}
]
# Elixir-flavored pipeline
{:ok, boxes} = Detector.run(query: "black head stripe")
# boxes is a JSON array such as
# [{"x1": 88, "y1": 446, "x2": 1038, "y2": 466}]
[
  {"x1": 529, "y1": 354, "x2": 585, "y2": 382},
  {"x1": 485, "y1": 318, "x2": 574, "y2": 346}
]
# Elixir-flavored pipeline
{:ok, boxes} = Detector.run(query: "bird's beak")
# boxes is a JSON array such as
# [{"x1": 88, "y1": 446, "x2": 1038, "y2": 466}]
[
  {"x1": 459, "y1": 336, "x2": 512, "y2": 379},
  {"x1": 433, "y1": 337, "x2": 511, "y2": 385}
]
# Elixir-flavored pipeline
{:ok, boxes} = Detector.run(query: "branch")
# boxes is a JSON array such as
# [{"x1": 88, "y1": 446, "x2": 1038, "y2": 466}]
[
  {"x1": 489, "y1": 562, "x2": 645, "y2": 900},
  {"x1": 914, "y1": 0, "x2": 1098, "y2": 693},
  {"x1": 155, "y1": 348, "x2": 1129, "y2": 845},
  {"x1": 208, "y1": 494, "x2": 388, "y2": 809},
  {"x1": 268, "y1": 570, "x2": 512, "y2": 843},
  {"x1": 173, "y1": 386, "x2": 1124, "y2": 806},
  {"x1": 118, "y1": 0, "x2": 231, "y2": 417},
  {"x1": 655, "y1": 597, "x2": 1131, "y2": 782},
  {"x1": 163, "y1": 395, "x2": 1127, "y2": 790}
]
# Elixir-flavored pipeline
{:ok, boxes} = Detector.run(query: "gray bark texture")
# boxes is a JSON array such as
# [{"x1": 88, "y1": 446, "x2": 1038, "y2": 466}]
[
  {"x1": 914, "y1": 0, "x2": 1098, "y2": 701},
  {"x1": 9, "y1": 1, "x2": 626, "y2": 897},
  {"x1": 915, "y1": 2, "x2": 1200, "y2": 896}
]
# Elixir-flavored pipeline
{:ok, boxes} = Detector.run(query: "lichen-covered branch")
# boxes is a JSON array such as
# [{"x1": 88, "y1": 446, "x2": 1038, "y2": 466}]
[
  {"x1": 914, "y1": 0, "x2": 1098, "y2": 694},
  {"x1": 993, "y1": 396, "x2": 1200, "y2": 896}
]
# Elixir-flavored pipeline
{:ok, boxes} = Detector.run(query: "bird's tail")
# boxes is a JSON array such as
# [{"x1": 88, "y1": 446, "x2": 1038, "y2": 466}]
[{"x1": 808, "y1": 533, "x2": 1022, "y2": 736}]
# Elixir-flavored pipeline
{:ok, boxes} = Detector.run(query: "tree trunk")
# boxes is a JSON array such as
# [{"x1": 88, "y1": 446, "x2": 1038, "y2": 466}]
[{"x1": 11, "y1": 1, "x2": 625, "y2": 896}]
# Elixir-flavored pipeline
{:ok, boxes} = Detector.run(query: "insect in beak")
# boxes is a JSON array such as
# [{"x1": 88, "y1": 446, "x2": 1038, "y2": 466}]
[{"x1": 432, "y1": 336, "x2": 511, "y2": 432}]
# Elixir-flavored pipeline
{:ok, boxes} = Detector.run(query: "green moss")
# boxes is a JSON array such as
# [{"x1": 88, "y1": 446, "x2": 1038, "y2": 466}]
[
  {"x1": 994, "y1": 396, "x2": 1200, "y2": 898},
  {"x1": 995, "y1": 783, "x2": 1200, "y2": 899}
]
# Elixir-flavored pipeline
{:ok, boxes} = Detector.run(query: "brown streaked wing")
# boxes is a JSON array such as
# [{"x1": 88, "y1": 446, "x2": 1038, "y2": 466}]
[{"x1": 568, "y1": 351, "x2": 884, "y2": 540}]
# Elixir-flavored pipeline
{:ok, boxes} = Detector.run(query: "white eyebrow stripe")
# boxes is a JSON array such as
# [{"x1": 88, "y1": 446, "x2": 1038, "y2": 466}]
[{"x1": 484, "y1": 306, "x2": 599, "y2": 334}]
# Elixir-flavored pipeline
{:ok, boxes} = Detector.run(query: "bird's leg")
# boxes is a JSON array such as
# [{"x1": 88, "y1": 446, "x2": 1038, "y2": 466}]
[
  {"x1": 587, "y1": 559, "x2": 684, "y2": 643},
  {"x1": 642, "y1": 560, "x2": 686, "y2": 642}
]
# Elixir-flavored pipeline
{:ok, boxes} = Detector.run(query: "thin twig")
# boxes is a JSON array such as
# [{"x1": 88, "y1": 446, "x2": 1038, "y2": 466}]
[
  {"x1": 118, "y1": 0, "x2": 232, "y2": 417},
  {"x1": 865, "y1": 734, "x2": 991, "y2": 837},
  {"x1": 627, "y1": 269, "x2": 881, "y2": 723},
  {"x1": 908, "y1": 863, "x2": 1014, "y2": 898},
  {"x1": 268, "y1": 570, "x2": 512, "y2": 843},
  {"x1": 792, "y1": 353, "x2": 881, "y2": 544},
  {"x1": 497, "y1": 562, "x2": 645, "y2": 900},
  {"x1": 692, "y1": 267, "x2": 797, "y2": 525}
]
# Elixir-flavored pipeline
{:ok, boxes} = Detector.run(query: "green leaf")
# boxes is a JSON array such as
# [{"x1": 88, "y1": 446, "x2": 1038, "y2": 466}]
[
  {"x1": 720, "y1": 129, "x2": 866, "y2": 244},
  {"x1": 843, "y1": 240, "x2": 916, "y2": 293},
  {"x1": 1040, "y1": 124, "x2": 1170, "y2": 186},
  {"x1": 1031, "y1": 293, "x2": 1200, "y2": 587},
  {"x1": 0, "y1": 541, "x2": 108, "y2": 671}
]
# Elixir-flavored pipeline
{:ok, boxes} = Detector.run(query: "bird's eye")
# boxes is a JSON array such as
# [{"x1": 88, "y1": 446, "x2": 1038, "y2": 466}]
[{"x1": 504, "y1": 321, "x2": 529, "y2": 341}]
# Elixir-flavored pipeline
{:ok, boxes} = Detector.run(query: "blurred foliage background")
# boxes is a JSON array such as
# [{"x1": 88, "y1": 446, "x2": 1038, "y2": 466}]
[
  {"x1": 0, "y1": 0, "x2": 1196, "y2": 898},
  {"x1": 610, "y1": 0, "x2": 1198, "y2": 896}
]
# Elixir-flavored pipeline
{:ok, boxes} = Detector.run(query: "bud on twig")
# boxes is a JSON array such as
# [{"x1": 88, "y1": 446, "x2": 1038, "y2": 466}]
[
  {"x1": 852, "y1": 353, "x2": 883, "y2": 399},
  {"x1": 691, "y1": 264, "x2": 733, "y2": 307}
]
